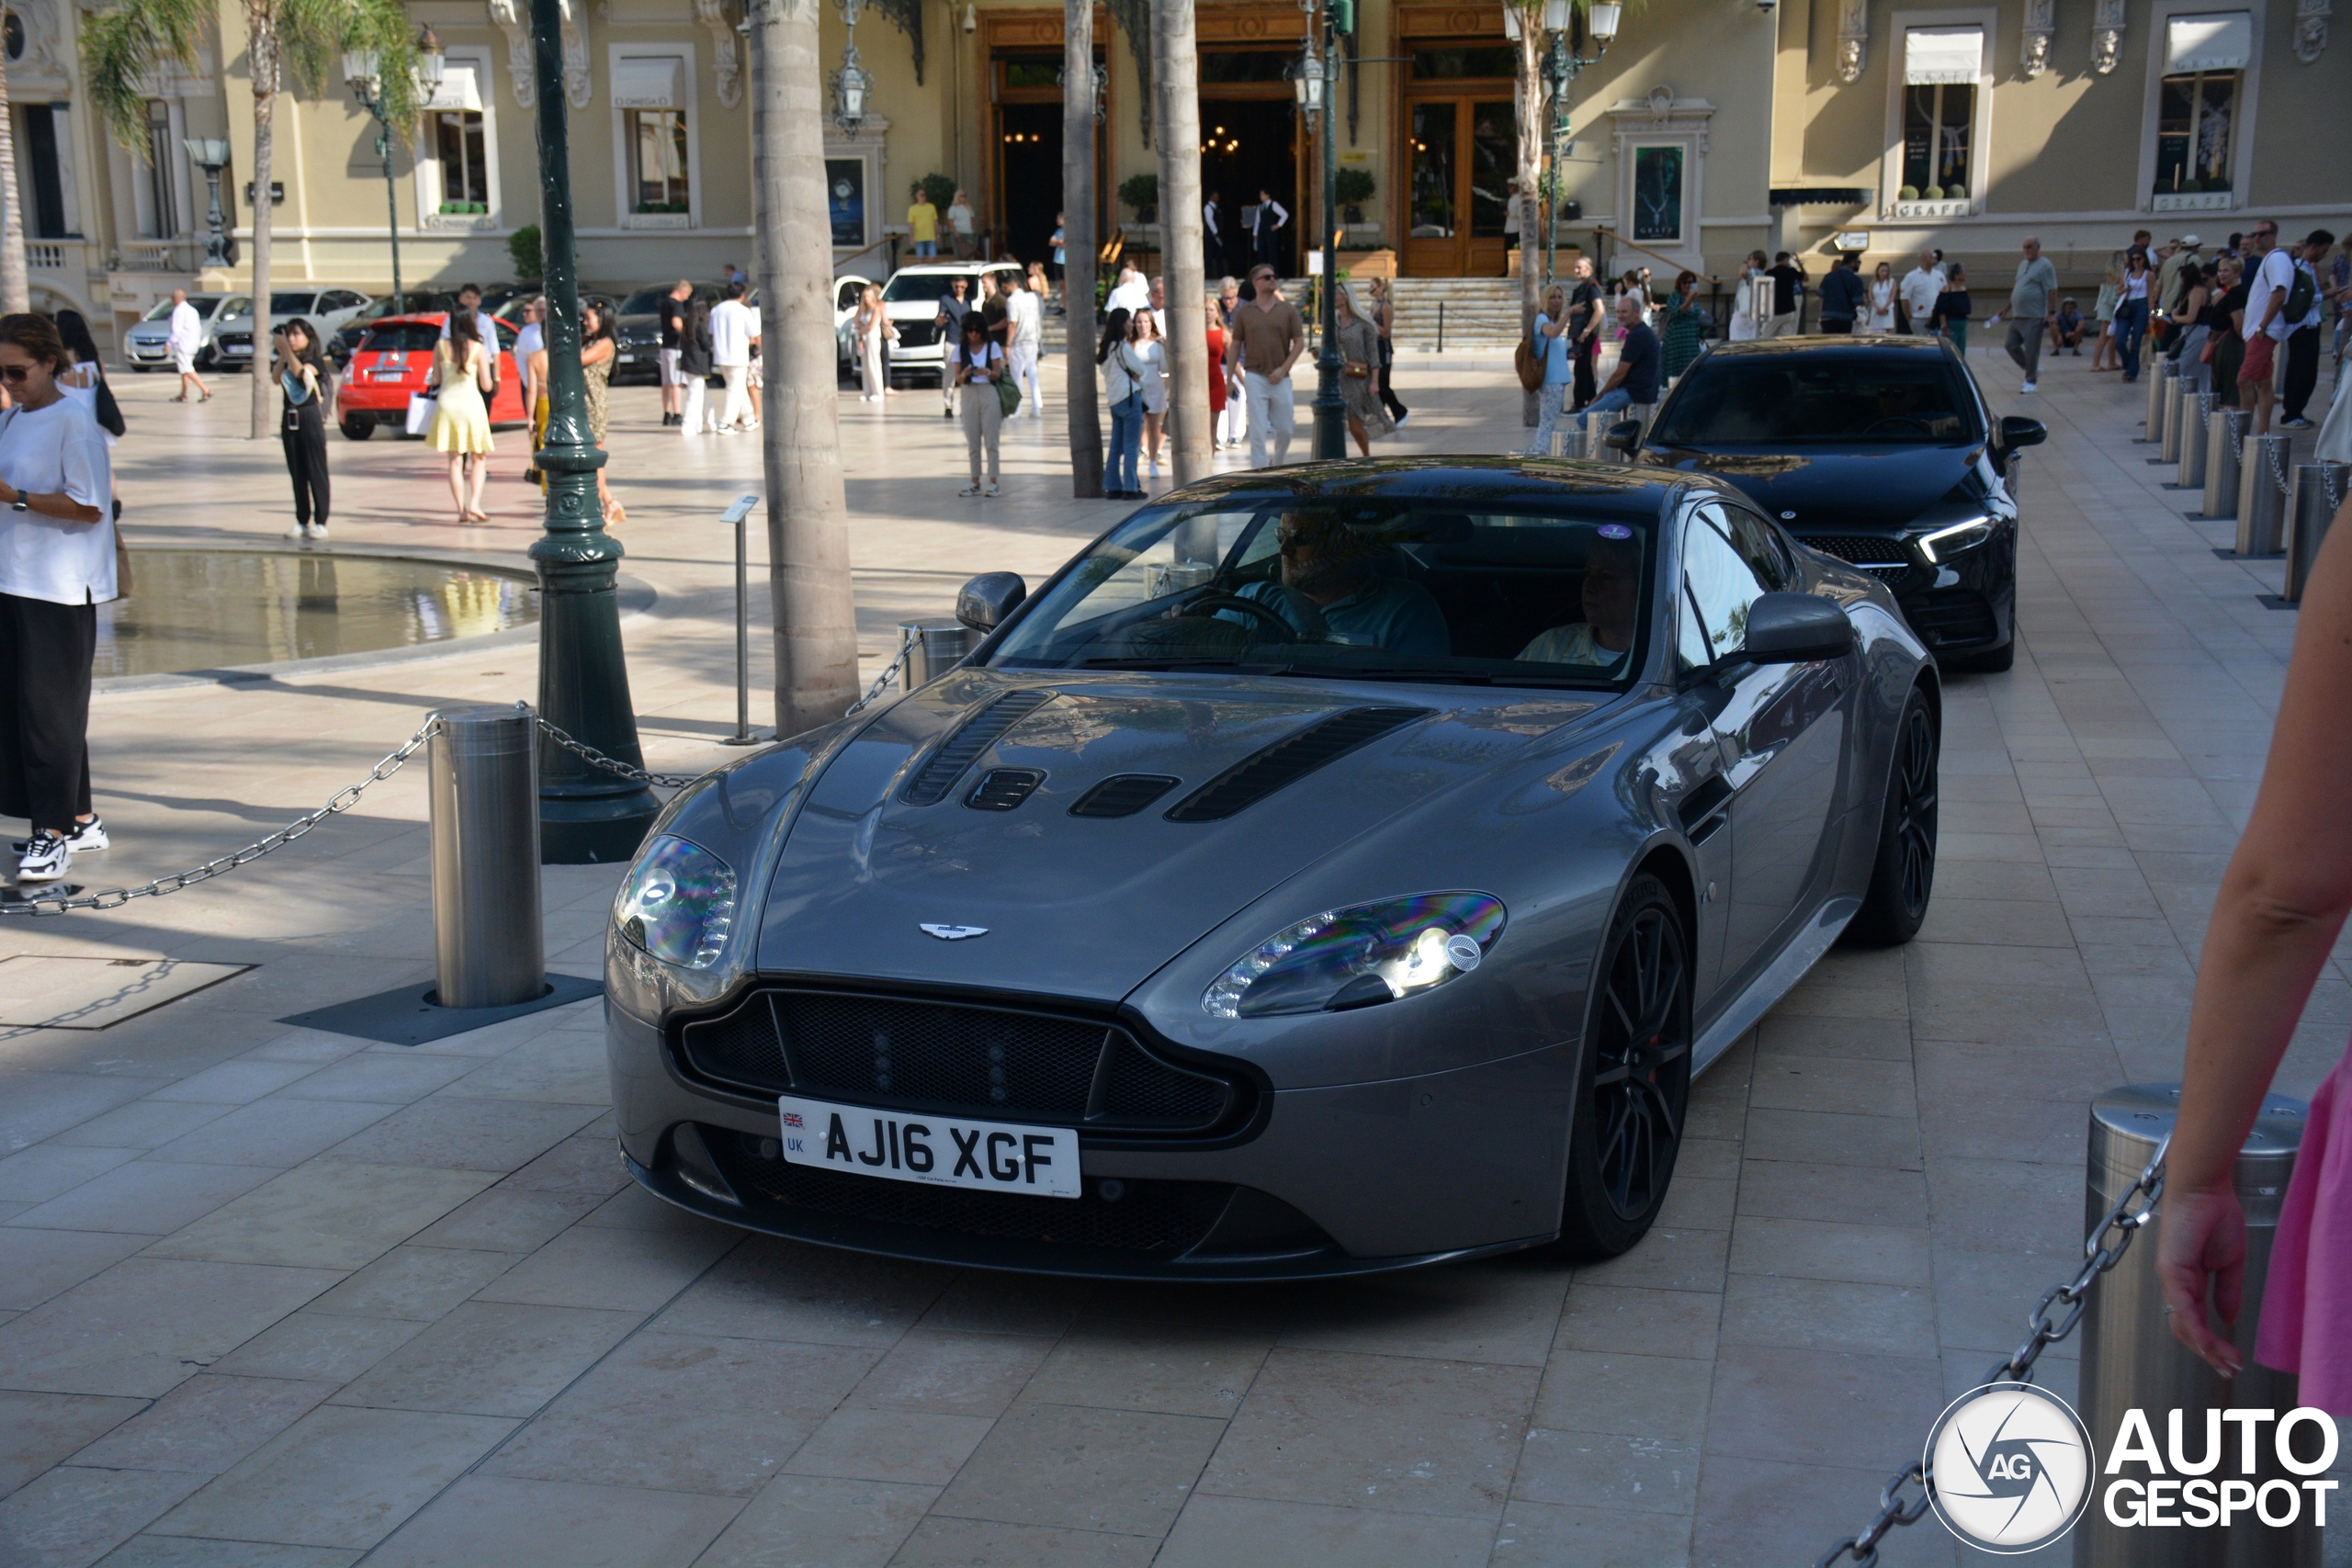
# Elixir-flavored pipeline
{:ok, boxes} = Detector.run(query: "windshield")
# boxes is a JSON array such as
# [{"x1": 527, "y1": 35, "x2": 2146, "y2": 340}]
[
  {"x1": 268, "y1": 292, "x2": 318, "y2": 315},
  {"x1": 142, "y1": 298, "x2": 221, "y2": 321},
  {"x1": 1651, "y1": 353, "x2": 1982, "y2": 445},
  {"x1": 987, "y1": 498, "x2": 1655, "y2": 690},
  {"x1": 357, "y1": 323, "x2": 443, "y2": 355},
  {"x1": 620, "y1": 288, "x2": 675, "y2": 315},
  {"x1": 883, "y1": 273, "x2": 983, "y2": 303}
]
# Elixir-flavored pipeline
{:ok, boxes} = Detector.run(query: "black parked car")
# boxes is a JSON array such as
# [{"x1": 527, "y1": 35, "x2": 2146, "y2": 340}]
[{"x1": 1624, "y1": 337, "x2": 2044, "y2": 671}]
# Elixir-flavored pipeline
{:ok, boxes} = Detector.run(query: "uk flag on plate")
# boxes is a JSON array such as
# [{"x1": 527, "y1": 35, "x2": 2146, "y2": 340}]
[{"x1": 782, "y1": 1112, "x2": 804, "y2": 1129}]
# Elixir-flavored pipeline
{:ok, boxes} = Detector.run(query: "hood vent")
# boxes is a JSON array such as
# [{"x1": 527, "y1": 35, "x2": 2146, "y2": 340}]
[
  {"x1": 901, "y1": 690, "x2": 1055, "y2": 806},
  {"x1": 965, "y1": 768, "x2": 1045, "y2": 811},
  {"x1": 1164, "y1": 706, "x2": 1430, "y2": 823},
  {"x1": 1068, "y1": 773, "x2": 1181, "y2": 818}
]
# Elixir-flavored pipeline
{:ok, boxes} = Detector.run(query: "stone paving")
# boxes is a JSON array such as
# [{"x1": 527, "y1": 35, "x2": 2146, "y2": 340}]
[{"x1": 0, "y1": 344, "x2": 2347, "y2": 1567}]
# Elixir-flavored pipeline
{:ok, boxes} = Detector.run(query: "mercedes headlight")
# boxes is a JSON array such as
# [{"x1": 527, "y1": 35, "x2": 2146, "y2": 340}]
[
  {"x1": 613, "y1": 835, "x2": 737, "y2": 969},
  {"x1": 1203, "y1": 893, "x2": 1507, "y2": 1019},
  {"x1": 1917, "y1": 516, "x2": 1995, "y2": 563}
]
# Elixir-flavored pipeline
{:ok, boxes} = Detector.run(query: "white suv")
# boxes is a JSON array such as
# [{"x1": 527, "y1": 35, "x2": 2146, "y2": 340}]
[{"x1": 873, "y1": 262, "x2": 1023, "y2": 385}]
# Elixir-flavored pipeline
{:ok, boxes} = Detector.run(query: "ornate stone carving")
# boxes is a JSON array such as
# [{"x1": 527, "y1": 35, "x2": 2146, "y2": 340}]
[
  {"x1": 1836, "y1": 0, "x2": 1868, "y2": 84},
  {"x1": 694, "y1": 0, "x2": 742, "y2": 106},
  {"x1": 486, "y1": 0, "x2": 536, "y2": 107},
  {"x1": 2021, "y1": 0, "x2": 2053, "y2": 77},
  {"x1": 2091, "y1": 0, "x2": 2127, "y2": 73},
  {"x1": 560, "y1": 0, "x2": 591, "y2": 107},
  {"x1": 2296, "y1": 0, "x2": 2332, "y2": 62}
]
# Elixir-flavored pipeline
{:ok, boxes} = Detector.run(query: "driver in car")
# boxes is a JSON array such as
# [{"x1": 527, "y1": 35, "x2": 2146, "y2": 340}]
[
  {"x1": 1227, "y1": 511, "x2": 1450, "y2": 656},
  {"x1": 1518, "y1": 525, "x2": 1639, "y2": 672}
]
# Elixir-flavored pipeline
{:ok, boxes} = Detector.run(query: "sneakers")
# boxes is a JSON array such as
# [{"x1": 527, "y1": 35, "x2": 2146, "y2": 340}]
[
  {"x1": 2281, "y1": 417, "x2": 2314, "y2": 429},
  {"x1": 984, "y1": 482, "x2": 1001, "y2": 498},
  {"x1": 960, "y1": 482, "x2": 984, "y2": 497},
  {"x1": 13, "y1": 817, "x2": 106, "y2": 855},
  {"x1": 286, "y1": 522, "x2": 326, "y2": 541},
  {"x1": 2019, "y1": 380, "x2": 2038, "y2": 393},
  {"x1": 17, "y1": 830, "x2": 72, "y2": 884}
]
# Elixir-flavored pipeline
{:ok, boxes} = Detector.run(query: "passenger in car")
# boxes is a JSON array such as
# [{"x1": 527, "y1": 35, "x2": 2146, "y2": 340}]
[
  {"x1": 1232, "y1": 511, "x2": 1450, "y2": 656},
  {"x1": 1518, "y1": 527, "x2": 1640, "y2": 671}
]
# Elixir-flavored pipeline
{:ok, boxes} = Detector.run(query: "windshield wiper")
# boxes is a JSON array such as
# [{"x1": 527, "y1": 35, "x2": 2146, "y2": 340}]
[{"x1": 1262, "y1": 667, "x2": 1607, "y2": 689}]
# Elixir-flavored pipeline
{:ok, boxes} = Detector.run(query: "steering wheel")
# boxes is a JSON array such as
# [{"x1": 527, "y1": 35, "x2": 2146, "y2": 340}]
[
  {"x1": 1177, "y1": 592, "x2": 1302, "y2": 640},
  {"x1": 1860, "y1": 415, "x2": 1930, "y2": 435}
]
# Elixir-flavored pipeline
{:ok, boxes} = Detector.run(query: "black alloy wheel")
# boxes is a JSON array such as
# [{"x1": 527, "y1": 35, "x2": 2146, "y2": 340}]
[
  {"x1": 1848, "y1": 685, "x2": 1939, "y2": 945},
  {"x1": 1559, "y1": 873, "x2": 1691, "y2": 1258}
]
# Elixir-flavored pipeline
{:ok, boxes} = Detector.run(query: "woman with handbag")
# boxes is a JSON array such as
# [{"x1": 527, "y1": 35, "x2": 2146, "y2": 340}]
[
  {"x1": 678, "y1": 294, "x2": 716, "y2": 433},
  {"x1": 424, "y1": 310, "x2": 494, "y2": 523},
  {"x1": 1334, "y1": 284, "x2": 1392, "y2": 457},
  {"x1": 0, "y1": 312, "x2": 113, "y2": 885},
  {"x1": 51, "y1": 311, "x2": 124, "y2": 575},
  {"x1": 948, "y1": 314, "x2": 1006, "y2": 498},
  {"x1": 1097, "y1": 308, "x2": 1145, "y2": 500},
  {"x1": 2170, "y1": 262, "x2": 2217, "y2": 396},
  {"x1": 854, "y1": 284, "x2": 889, "y2": 404},
  {"x1": 1132, "y1": 308, "x2": 1169, "y2": 479},
  {"x1": 270, "y1": 319, "x2": 335, "y2": 540},
  {"x1": 1367, "y1": 276, "x2": 1408, "y2": 425},
  {"x1": 581, "y1": 299, "x2": 623, "y2": 523}
]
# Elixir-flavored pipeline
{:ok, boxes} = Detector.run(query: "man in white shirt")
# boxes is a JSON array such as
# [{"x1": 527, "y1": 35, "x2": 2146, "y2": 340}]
[
  {"x1": 1898, "y1": 250, "x2": 1943, "y2": 336},
  {"x1": 1106, "y1": 265, "x2": 1151, "y2": 315},
  {"x1": 435, "y1": 282, "x2": 499, "y2": 361},
  {"x1": 2240, "y1": 220, "x2": 2291, "y2": 434},
  {"x1": 511, "y1": 297, "x2": 546, "y2": 416},
  {"x1": 1004, "y1": 276, "x2": 1045, "y2": 418},
  {"x1": 166, "y1": 289, "x2": 209, "y2": 403},
  {"x1": 708, "y1": 280, "x2": 761, "y2": 433}
]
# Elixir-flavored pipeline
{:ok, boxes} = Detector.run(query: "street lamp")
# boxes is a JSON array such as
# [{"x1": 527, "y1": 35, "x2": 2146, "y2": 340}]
[
  {"x1": 830, "y1": 0, "x2": 874, "y2": 137},
  {"x1": 1512, "y1": 0, "x2": 1615, "y2": 291},
  {"x1": 345, "y1": 26, "x2": 443, "y2": 314},
  {"x1": 1057, "y1": 62, "x2": 1108, "y2": 124},
  {"x1": 1295, "y1": 0, "x2": 1350, "y2": 460},
  {"x1": 524, "y1": 0, "x2": 658, "y2": 862},
  {"x1": 181, "y1": 137, "x2": 232, "y2": 268}
]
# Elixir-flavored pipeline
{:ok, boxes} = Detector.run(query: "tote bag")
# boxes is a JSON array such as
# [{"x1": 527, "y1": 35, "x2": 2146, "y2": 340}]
[{"x1": 404, "y1": 391, "x2": 436, "y2": 436}]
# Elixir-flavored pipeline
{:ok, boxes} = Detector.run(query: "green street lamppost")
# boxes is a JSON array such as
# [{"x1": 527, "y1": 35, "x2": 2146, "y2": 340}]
[
  {"x1": 343, "y1": 27, "x2": 444, "y2": 314},
  {"x1": 526, "y1": 0, "x2": 660, "y2": 862},
  {"x1": 1294, "y1": 0, "x2": 1351, "y2": 460},
  {"x1": 1510, "y1": 0, "x2": 1616, "y2": 291}
]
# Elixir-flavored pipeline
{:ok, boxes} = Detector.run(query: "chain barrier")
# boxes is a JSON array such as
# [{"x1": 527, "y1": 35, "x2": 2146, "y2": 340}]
[
  {"x1": 2318, "y1": 461, "x2": 2347, "y2": 516},
  {"x1": 2264, "y1": 436, "x2": 2293, "y2": 500},
  {"x1": 1815, "y1": 1144, "x2": 2167, "y2": 1567},
  {"x1": 845, "y1": 637, "x2": 916, "y2": 715},
  {"x1": 531, "y1": 716, "x2": 701, "y2": 789},
  {"x1": 2227, "y1": 415, "x2": 2245, "y2": 466}
]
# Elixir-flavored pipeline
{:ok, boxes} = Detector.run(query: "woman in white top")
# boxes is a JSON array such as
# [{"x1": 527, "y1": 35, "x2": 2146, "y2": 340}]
[
  {"x1": 1867, "y1": 263, "x2": 1898, "y2": 333},
  {"x1": 0, "y1": 312, "x2": 114, "y2": 884},
  {"x1": 1730, "y1": 251, "x2": 1765, "y2": 342},
  {"x1": 947, "y1": 313, "x2": 1006, "y2": 497},
  {"x1": 854, "y1": 284, "x2": 890, "y2": 403},
  {"x1": 1131, "y1": 308, "x2": 1169, "y2": 477}
]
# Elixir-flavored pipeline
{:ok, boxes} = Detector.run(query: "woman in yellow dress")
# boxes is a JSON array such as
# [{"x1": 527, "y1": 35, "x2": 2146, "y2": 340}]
[{"x1": 426, "y1": 310, "x2": 494, "y2": 522}]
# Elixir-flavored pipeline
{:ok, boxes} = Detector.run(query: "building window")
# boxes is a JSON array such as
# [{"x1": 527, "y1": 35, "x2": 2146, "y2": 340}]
[
  {"x1": 628, "y1": 109, "x2": 688, "y2": 212},
  {"x1": 417, "y1": 58, "x2": 497, "y2": 225},
  {"x1": 1900, "y1": 84, "x2": 1973, "y2": 199},
  {"x1": 144, "y1": 99, "x2": 176, "y2": 237},
  {"x1": 2154, "y1": 71, "x2": 2235, "y2": 196},
  {"x1": 434, "y1": 109, "x2": 489, "y2": 213}
]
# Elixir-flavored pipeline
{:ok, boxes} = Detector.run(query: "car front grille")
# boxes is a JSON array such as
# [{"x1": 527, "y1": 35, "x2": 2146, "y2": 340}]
[
  {"x1": 894, "y1": 321, "x2": 938, "y2": 350},
  {"x1": 1804, "y1": 535, "x2": 1911, "y2": 566},
  {"x1": 1910, "y1": 588, "x2": 2000, "y2": 649},
  {"x1": 676, "y1": 988, "x2": 1242, "y2": 1135},
  {"x1": 706, "y1": 1126, "x2": 1235, "y2": 1254}
]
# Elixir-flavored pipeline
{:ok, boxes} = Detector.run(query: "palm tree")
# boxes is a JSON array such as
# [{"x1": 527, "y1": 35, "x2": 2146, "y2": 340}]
[
  {"x1": 0, "y1": 53, "x2": 30, "y2": 312},
  {"x1": 84, "y1": 0, "x2": 415, "y2": 439},
  {"x1": 1509, "y1": 0, "x2": 1544, "y2": 427},
  {"x1": 1061, "y1": 0, "x2": 1102, "y2": 497},
  {"x1": 1151, "y1": 0, "x2": 1208, "y2": 484},
  {"x1": 745, "y1": 0, "x2": 856, "y2": 729}
]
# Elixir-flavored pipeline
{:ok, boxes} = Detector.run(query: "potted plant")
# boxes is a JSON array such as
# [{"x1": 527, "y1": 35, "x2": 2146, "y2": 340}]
[
  {"x1": 1118, "y1": 173, "x2": 1159, "y2": 225},
  {"x1": 1335, "y1": 167, "x2": 1375, "y2": 226}
]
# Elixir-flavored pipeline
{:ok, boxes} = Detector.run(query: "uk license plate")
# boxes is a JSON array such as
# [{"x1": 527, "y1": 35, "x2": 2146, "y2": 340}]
[
  {"x1": 775, "y1": 1095, "x2": 1081, "y2": 1199},
  {"x1": 617, "y1": 352, "x2": 637, "y2": 363}
]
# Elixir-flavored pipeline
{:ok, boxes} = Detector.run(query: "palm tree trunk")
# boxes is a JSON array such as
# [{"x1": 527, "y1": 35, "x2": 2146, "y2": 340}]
[
  {"x1": 1061, "y1": 0, "x2": 1102, "y2": 496},
  {"x1": 0, "y1": 57, "x2": 30, "y2": 313},
  {"x1": 1514, "y1": 7, "x2": 1543, "y2": 425},
  {"x1": 247, "y1": 12, "x2": 277, "y2": 441},
  {"x1": 748, "y1": 0, "x2": 857, "y2": 733},
  {"x1": 1151, "y1": 0, "x2": 1207, "y2": 485}
]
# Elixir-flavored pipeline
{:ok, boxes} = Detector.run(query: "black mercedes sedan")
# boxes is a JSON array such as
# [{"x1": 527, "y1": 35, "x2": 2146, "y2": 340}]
[{"x1": 1623, "y1": 337, "x2": 2043, "y2": 672}]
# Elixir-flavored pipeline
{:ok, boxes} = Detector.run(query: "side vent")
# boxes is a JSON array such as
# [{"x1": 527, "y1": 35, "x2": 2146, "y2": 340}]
[
  {"x1": 901, "y1": 690, "x2": 1055, "y2": 806},
  {"x1": 1068, "y1": 774, "x2": 1181, "y2": 818},
  {"x1": 965, "y1": 768, "x2": 1045, "y2": 811},
  {"x1": 1164, "y1": 707, "x2": 1430, "y2": 823}
]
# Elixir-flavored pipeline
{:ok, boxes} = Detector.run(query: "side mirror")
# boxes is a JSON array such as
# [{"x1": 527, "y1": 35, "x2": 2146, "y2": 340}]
[
  {"x1": 1742, "y1": 592, "x2": 1855, "y2": 664},
  {"x1": 1603, "y1": 418, "x2": 1643, "y2": 454},
  {"x1": 956, "y1": 571, "x2": 1027, "y2": 633},
  {"x1": 1997, "y1": 414, "x2": 2047, "y2": 450}
]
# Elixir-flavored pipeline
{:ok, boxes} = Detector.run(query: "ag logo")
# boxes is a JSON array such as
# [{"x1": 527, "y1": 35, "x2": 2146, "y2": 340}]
[{"x1": 1925, "y1": 1382, "x2": 2095, "y2": 1552}]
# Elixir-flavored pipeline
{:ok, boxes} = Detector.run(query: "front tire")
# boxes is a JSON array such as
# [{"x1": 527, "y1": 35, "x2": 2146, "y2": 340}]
[
  {"x1": 1558, "y1": 873, "x2": 1692, "y2": 1258},
  {"x1": 1847, "y1": 685, "x2": 1939, "y2": 946}
]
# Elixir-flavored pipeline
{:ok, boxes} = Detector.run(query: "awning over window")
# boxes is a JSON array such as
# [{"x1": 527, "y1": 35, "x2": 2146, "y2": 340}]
[
  {"x1": 612, "y1": 57, "x2": 684, "y2": 109},
  {"x1": 2166, "y1": 12, "x2": 2252, "y2": 71},
  {"x1": 1905, "y1": 27, "x2": 1983, "y2": 85},
  {"x1": 423, "y1": 64, "x2": 481, "y2": 113}
]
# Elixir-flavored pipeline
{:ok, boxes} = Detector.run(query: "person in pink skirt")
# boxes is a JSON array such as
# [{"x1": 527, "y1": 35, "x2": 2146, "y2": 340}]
[{"x1": 2159, "y1": 492, "x2": 2352, "y2": 1414}]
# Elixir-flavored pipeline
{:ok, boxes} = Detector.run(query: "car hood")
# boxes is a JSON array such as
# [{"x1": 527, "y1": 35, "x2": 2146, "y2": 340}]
[
  {"x1": 753, "y1": 669, "x2": 1600, "y2": 1002},
  {"x1": 1644, "y1": 442, "x2": 1988, "y2": 531}
]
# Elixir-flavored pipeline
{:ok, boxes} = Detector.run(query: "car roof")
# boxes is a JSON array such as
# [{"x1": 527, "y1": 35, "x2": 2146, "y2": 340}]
[
  {"x1": 891, "y1": 263, "x2": 1018, "y2": 276},
  {"x1": 1699, "y1": 334, "x2": 1953, "y2": 359},
  {"x1": 1151, "y1": 456, "x2": 1704, "y2": 511}
]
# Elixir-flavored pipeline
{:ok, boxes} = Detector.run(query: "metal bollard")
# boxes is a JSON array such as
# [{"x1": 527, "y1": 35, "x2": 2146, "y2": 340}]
[
  {"x1": 2075, "y1": 1084, "x2": 2310, "y2": 1568},
  {"x1": 2144, "y1": 357, "x2": 2175, "y2": 440},
  {"x1": 2176, "y1": 392, "x2": 2212, "y2": 491},
  {"x1": 2158, "y1": 376, "x2": 2187, "y2": 463},
  {"x1": 428, "y1": 705, "x2": 545, "y2": 1009},
  {"x1": 897, "y1": 620, "x2": 978, "y2": 691},
  {"x1": 2202, "y1": 409, "x2": 2250, "y2": 520},
  {"x1": 2282, "y1": 462, "x2": 2348, "y2": 604},
  {"x1": 2235, "y1": 434, "x2": 2290, "y2": 556}
]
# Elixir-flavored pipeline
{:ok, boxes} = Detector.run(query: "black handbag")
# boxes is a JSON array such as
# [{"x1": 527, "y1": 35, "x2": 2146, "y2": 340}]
[{"x1": 93, "y1": 375, "x2": 126, "y2": 438}]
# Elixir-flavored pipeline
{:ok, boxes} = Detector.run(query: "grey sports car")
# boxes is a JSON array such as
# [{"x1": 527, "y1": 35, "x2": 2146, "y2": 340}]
[{"x1": 605, "y1": 458, "x2": 1941, "y2": 1280}]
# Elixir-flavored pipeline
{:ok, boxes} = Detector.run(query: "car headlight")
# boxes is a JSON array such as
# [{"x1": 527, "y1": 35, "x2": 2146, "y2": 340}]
[
  {"x1": 1917, "y1": 516, "x2": 1995, "y2": 564},
  {"x1": 1203, "y1": 893, "x2": 1506, "y2": 1019},
  {"x1": 613, "y1": 835, "x2": 737, "y2": 969}
]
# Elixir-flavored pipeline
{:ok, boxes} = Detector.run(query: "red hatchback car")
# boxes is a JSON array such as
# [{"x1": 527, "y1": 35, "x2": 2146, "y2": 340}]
[{"x1": 337, "y1": 312, "x2": 528, "y2": 439}]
